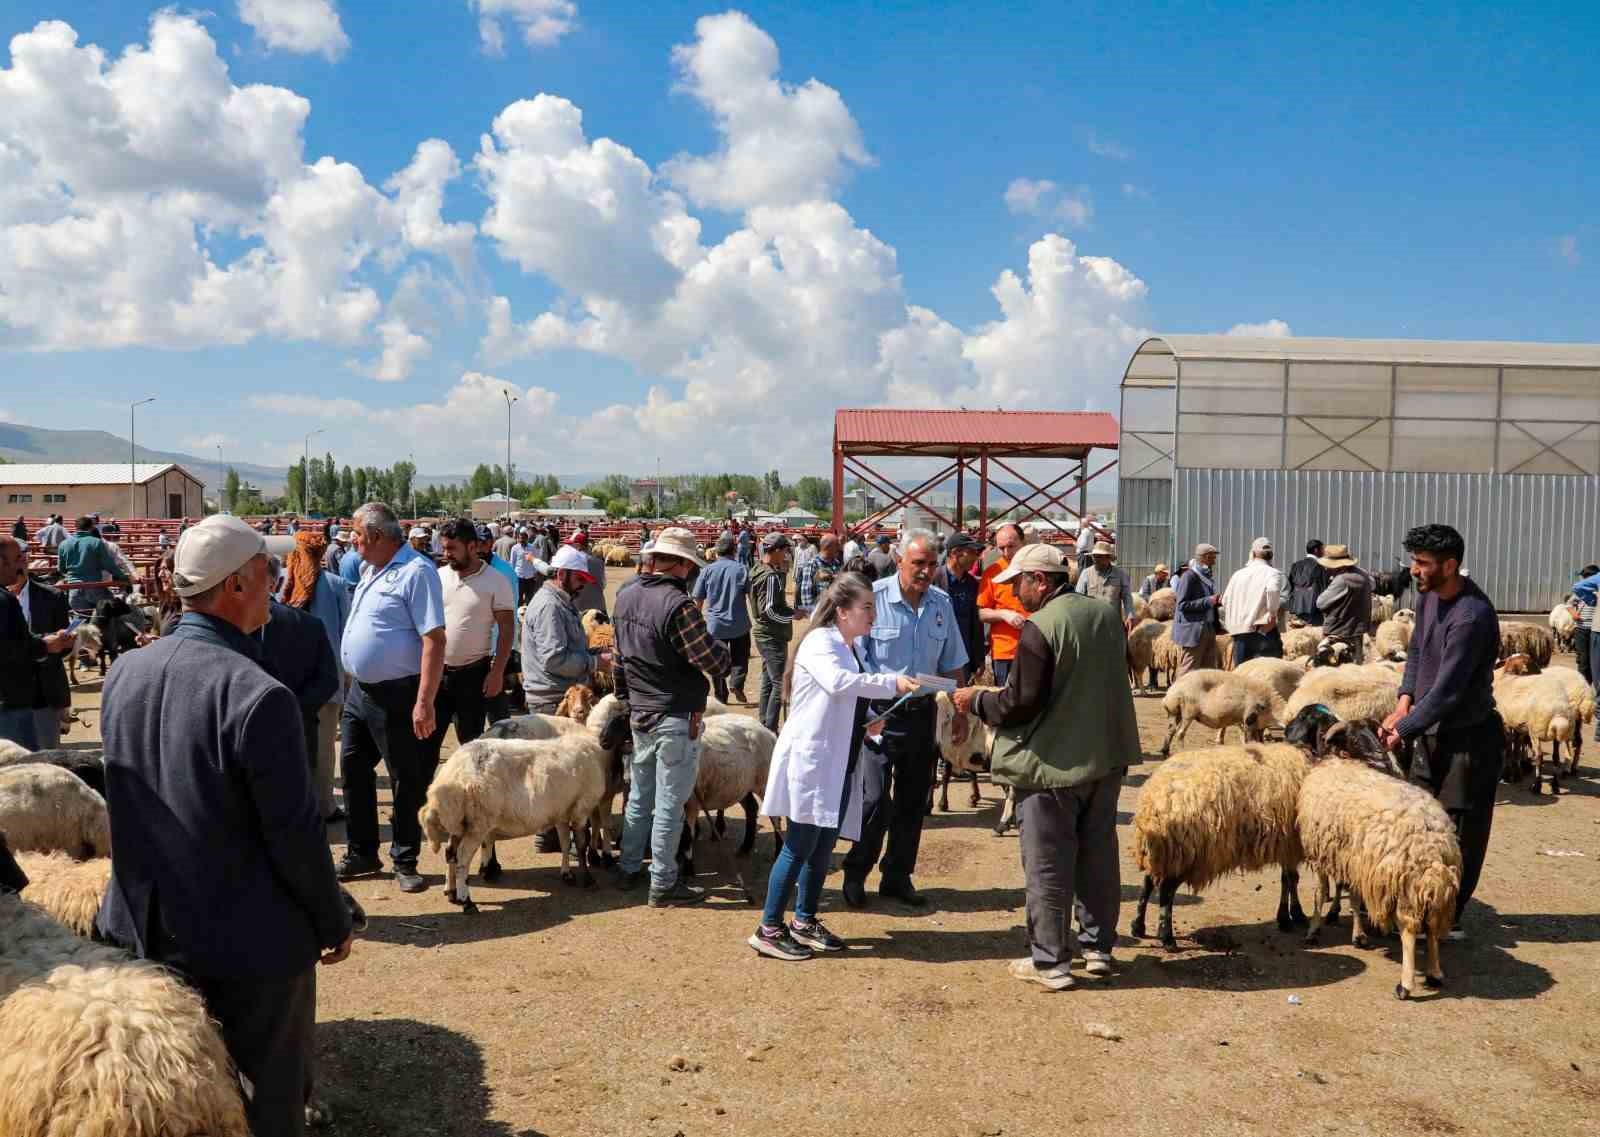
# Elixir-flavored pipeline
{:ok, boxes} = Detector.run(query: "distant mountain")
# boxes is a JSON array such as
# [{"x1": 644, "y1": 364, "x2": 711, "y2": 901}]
[{"x1": 0, "y1": 421, "x2": 287, "y2": 495}]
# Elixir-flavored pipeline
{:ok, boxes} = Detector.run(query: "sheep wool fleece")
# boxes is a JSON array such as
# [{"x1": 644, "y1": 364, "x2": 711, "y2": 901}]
[{"x1": 989, "y1": 592, "x2": 1139, "y2": 791}]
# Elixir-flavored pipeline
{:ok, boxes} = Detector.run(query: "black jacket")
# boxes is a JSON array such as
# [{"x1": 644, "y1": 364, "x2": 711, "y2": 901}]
[
  {"x1": 257, "y1": 599, "x2": 340, "y2": 709},
  {"x1": 95, "y1": 612, "x2": 351, "y2": 980},
  {"x1": 0, "y1": 587, "x2": 48, "y2": 710},
  {"x1": 1287, "y1": 556, "x2": 1329, "y2": 623},
  {"x1": 19, "y1": 579, "x2": 70, "y2": 709},
  {"x1": 613, "y1": 573, "x2": 710, "y2": 717},
  {"x1": 933, "y1": 563, "x2": 983, "y2": 680}
]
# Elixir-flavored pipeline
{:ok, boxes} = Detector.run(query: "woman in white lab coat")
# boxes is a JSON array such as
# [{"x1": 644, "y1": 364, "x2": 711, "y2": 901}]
[{"x1": 749, "y1": 573, "x2": 917, "y2": 960}]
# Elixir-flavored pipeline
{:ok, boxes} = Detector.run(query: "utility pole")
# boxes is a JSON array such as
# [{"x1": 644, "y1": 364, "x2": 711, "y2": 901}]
[
  {"x1": 303, "y1": 428, "x2": 324, "y2": 515},
  {"x1": 216, "y1": 443, "x2": 224, "y2": 512},
  {"x1": 502, "y1": 389, "x2": 518, "y2": 525},
  {"x1": 129, "y1": 397, "x2": 155, "y2": 517}
]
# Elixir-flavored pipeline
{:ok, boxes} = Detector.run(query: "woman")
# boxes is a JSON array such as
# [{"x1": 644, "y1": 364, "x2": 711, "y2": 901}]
[{"x1": 750, "y1": 573, "x2": 917, "y2": 961}]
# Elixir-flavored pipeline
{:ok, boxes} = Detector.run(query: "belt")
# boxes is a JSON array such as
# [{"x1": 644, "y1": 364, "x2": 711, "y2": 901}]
[
  {"x1": 444, "y1": 658, "x2": 490, "y2": 675},
  {"x1": 356, "y1": 674, "x2": 420, "y2": 694}
]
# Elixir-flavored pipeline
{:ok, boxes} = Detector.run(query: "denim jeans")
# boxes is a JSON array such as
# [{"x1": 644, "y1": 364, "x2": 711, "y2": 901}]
[
  {"x1": 755, "y1": 637, "x2": 787, "y2": 732},
  {"x1": 1230, "y1": 629, "x2": 1282, "y2": 666},
  {"x1": 0, "y1": 707, "x2": 39, "y2": 750},
  {"x1": 761, "y1": 820, "x2": 840, "y2": 927},
  {"x1": 992, "y1": 659, "x2": 1012, "y2": 687},
  {"x1": 620, "y1": 715, "x2": 700, "y2": 892}
]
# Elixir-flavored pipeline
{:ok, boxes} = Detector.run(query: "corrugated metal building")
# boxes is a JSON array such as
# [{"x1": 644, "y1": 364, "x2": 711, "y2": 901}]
[{"x1": 1118, "y1": 336, "x2": 1600, "y2": 611}]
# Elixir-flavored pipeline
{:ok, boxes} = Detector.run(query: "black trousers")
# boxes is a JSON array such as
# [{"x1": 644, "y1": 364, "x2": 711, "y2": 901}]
[
  {"x1": 843, "y1": 700, "x2": 937, "y2": 884},
  {"x1": 424, "y1": 657, "x2": 492, "y2": 765},
  {"x1": 1405, "y1": 714, "x2": 1503, "y2": 922},
  {"x1": 1231, "y1": 629, "x2": 1283, "y2": 666},
  {"x1": 1577, "y1": 627, "x2": 1591, "y2": 685},
  {"x1": 712, "y1": 633, "x2": 751, "y2": 702},
  {"x1": 518, "y1": 576, "x2": 539, "y2": 605},
  {"x1": 755, "y1": 637, "x2": 787, "y2": 732},
  {"x1": 190, "y1": 967, "x2": 317, "y2": 1137},
  {"x1": 341, "y1": 674, "x2": 431, "y2": 868}
]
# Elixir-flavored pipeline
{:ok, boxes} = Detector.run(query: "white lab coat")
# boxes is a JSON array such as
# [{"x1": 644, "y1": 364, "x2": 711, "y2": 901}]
[{"x1": 761, "y1": 624, "x2": 902, "y2": 839}]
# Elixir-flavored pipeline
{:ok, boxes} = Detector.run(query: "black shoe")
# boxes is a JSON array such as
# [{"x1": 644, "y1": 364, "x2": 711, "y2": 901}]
[
  {"x1": 880, "y1": 877, "x2": 928, "y2": 907},
  {"x1": 612, "y1": 866, "x2": 646, "y2": 891},
  {"x1": 648, "y1": 879, "x2": 708, "y2": 908},
  {"x1": 394, "y1": 866, "x2": 427, "y2": 893},
  {"x1": 534, "y1": 828, "x2": 561, "y2": 854},
  {"x1": 790, "y1": 918, "x2": 846, "y2": 952},
  {"x1": 748, "y1": 923, "x2": 813, "y2": 961},
  {"x1": 841, "y1": 876, "x2": 868, "y2": 908},
  {"x1": 324, "y1": 807, "x2": 346, "y2": 823},
  {"x1": 336, "y1": 852, "x2": 381, "y2": 881}
]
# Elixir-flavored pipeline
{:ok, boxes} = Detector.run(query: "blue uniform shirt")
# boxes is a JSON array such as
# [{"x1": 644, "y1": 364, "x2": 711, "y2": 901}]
[
  {"x1": 341, "y1": 543, "x2": 445, "y2": 683},
  {"x1": 863, "y1": 573, "x2": 969, "y2": 678},
  {"x1": 339, "y1": 546, "x2": 364, "y2": 585}
]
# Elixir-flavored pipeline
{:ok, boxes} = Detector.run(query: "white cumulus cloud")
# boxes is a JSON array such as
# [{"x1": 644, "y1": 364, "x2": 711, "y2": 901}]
[
  {"x1": 239, "y1": 0, "x2": 349, "y2": 60},
  {"x1": 1003, "y1": 177, "x2": 1092, "y2": 226},
  {"x1": 471, "y1": 0, "x2": 577, "y2": 55},
  {"x1": 1225, "y1": 319, "x2": 1292, "y2": 337},
  {"x1": 353, "y1": 318, "x2": 431, "y2": 381}
]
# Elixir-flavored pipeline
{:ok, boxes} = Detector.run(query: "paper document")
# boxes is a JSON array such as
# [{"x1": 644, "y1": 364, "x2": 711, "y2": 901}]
[{"x1": 914, "y1": 673, "x2": 958, "y2": 694}]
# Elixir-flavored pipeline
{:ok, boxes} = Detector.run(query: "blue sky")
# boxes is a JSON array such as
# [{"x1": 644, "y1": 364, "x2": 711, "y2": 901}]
[{"x1": 1, "y1": 1, "x2": 1593, "y2": 478}]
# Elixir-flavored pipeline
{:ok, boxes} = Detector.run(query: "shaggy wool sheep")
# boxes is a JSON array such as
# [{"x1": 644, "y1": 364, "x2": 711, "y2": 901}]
[
  {"x1": 0, "y1": 739, "x2": 30, "y2": 764},
  {"x1": 1160, "y1": 670, "x2": 1281, "y2": 756},
  {"x1": 1127, "y1": 619, "x2": 1168, "y2": 693},
  {"x1": 1373, "y1": 616, "x2": 1413, "y2": 661},
  {"x1": 0, "y1": 893, "x2": 249, "y2": 1137},
  {"x1": 603, "y1": 545, "x2": 634, "y2": 567},
  {"x1": 1130, "y1": 741, "x2": 1311, "y2": 949},
  {"x1": 1493, "y1": 670, "x2": 1576, "y2": 795},
  {"x1": 1370, "y1": 593, "x2": 1395, "y2": 628},
  {"x1": 1497, "y1": 621, "x2": 1554, "y2": 668},
  {"x1": 1549, "y1": 603, "x2": 1577, "y2": 650},
  {"x1": 0, "y1": 749, "x2": 106, "y2": 797},
  {"x1": 1145, "y1": 587, "x2": 1177, "y2": 621},
  {"x1": 1232, "y1": 656, "x2": 1307, "y2": 703},
  {"x1": 0, "y1": 765, "x2": 109, "y2": 859},
  {"x1": 1132, "y1": 592, "x2": 1149, "y2": 622},
  {"x1": 11, "y1": 853, "x2": 110, "y2": 938},
  {"x1": 1151, "y1": 624, "x2": 1185, "y2": 684},
  {"x1": 680, "y1": 715, "x2": 780, "y2": 884},
  {"x1": 1500, "y1": 655, "x2": 1595, "y2": 775},
  {"x1": 1281, "y1": 626, "x2": 1323, "y2": 661},
  {"x1": 1291, "y1": 718, "x2": 1462, "y2": 1000},
  {"x1": 1283, "y1": 665, "x2": 1400, "y2": 727},
  {"x1": 931, "y1": 689, "x2": 996, "y2": 813}
]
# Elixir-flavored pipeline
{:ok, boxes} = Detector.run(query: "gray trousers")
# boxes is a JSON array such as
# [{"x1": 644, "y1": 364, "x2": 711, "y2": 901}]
[
  {"x1": 1016, "y1": 770, "x2": 1124, "y2": 967},
  {"x1": 191, "y1": 966, "x2": 318, "y2": 1137}
]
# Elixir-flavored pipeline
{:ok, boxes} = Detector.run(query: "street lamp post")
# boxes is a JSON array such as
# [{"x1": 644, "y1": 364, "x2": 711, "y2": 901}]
[
  {"x1": 129, "y1": 397, "x2": 155, "y2": 517},
  {"x1": 303, "y1": 428, "x2": 324, "y2": 516},
  {"x1": 502, "y1": 389, "x2": 517, "y2": 525},
  {"x1": 216, "y1": 444, "x2": 223, "y2": 513}
]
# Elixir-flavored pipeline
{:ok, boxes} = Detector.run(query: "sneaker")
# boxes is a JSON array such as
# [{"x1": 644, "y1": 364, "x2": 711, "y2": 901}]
[
  {"x1": 748, "y1": 923, "x2": 813, "y2": 961},
  {"x1": 1446, "y1": 924, "x2": 1467, "y2": 942},
  {"x1": 335, "y1": 851, "x2": 381, "y2": 881},
  {"x1": 1008, "y1": 957, "x2": 1074, "y2": 991},
  {"x1": 648, "y1": 879, "x2": 708, "y2": 908},
  {"x1": 394, "y1": 866, "x2": 427, "y2": 893},
  {"x1": 790, "y1": 918, "x2": 846, "y2": 952},
  {"x1": 1080, "y1": 951, "x2": 1114, "y2": 978}
]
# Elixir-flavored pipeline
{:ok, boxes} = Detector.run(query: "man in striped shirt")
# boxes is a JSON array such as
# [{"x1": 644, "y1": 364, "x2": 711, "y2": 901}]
[{"x1": 1569, "y1": 563, "x2": 1600, "y2": 699}]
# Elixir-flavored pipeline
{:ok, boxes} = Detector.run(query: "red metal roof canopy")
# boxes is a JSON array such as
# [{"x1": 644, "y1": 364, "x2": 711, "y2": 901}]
[{"x1": 834, "y1": 409, "x2": 1120, "y2": 458}]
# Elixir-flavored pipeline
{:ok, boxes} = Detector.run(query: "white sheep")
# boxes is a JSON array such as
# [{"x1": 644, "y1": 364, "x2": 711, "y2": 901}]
[
  {"x1": 11, "y1": 853, "x2": 110, "y2": 938},
  {"x1": 680, "y1": 715, "x2": 780, "y2": 882},
  {"x1": 1370, "y1": 593, "x2": 1396, "y2": 628},
  {"x1": 1150, "y1": 623, "x2": 1185, "y2": 685},
  {"x1": 420, "y1": 732, "x2": 613, "y2": 912},
  {"x1": 0, "y1": 765, "x2": 110, "y2": 859},
  {"x1": 1130, "y1": 740, "x2": 1311, "y2": 949},
  {"x1": 1294, "y1": 721, "x2": 1462, "y2": 1000},
  {"x1": 1373, "y1": 613, "x2": 1414, "y2": 661},
  {"x1": 1493, "y1": 670, "x2": 1576, "y2": 795},
  {"x1": 1232, "y1": 655, "x2": 1307, "y2": 703},
  {"x1": 1499, "y1": 654, "x2": 1594, "y2": 777},
  {"x1": 1549, "y1": 603, "x2": 1577, "y2": 650},
  {"x1": 0, "y1": 740, "x2": 28, "y2": 764},
  {"x1": 0, "y1": 892, "x2": 249, "y2": 1137},
  {"x1": 1159, "y1": 670, "x2": 1281, "y2": 756},
  {"x1": 1281, "y1": 625, "x2": 1323, "y2": 661},
  {"x1": 1145, "y1": 587, "x2": 1177, "y2": 621},
  {"x1": 0, "y1": 749, "x2": 107, "y2": 797},
  {"x1": 1283, "y1": 664, "x2": 1400, "y2": 727},
  {"x1": 931, "y1": 689, "x2": 996, "y2": 814}
]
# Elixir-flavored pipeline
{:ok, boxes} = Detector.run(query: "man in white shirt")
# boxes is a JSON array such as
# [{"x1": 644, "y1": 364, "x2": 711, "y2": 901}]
[
  {"x1": 1220, "y1": 537, "x2": 1285, "y2": 666},
  {"x1": 843, "y1": 535, "x2": 864, "y2": 564},
  {"x1": 510, "y1": 529, "x2": 545, "y2": 606},
  {"x1": 1075, "y1": 515, "x2": 1097, "y2": 570},
  {"x1": 425, "y1": 517, "x2": 515, "y2": 766}
]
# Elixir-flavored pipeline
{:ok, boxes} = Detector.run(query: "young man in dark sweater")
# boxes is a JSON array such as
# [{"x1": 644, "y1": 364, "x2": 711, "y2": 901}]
[{"x1": 1379, "y1": 523, "x2": 1501, "y2": 941}]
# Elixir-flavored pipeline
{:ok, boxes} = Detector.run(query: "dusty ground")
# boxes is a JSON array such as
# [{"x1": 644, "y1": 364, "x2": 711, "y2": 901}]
[{"x1": 60, "y1": 590, "x2": 1600, "y2": 1137}]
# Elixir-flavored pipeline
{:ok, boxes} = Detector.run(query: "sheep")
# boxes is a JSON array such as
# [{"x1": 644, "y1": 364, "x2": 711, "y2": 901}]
[
  {"x1": 1127, "y1": 619, "x2": 1168, "y2": 693},
  {"x1": 680, "y1": 715, "x2": 780, "y2": 885},
  {"x1": 10, "y1": 853, "x2": 110, "y2": 938},
  {"x1": 1130, "y1": 740, "x2": 1312, "y2": 950},
  {"x1": 1292, "y1": 716, "x2": 1462, "y2": 1000},
  {"x1": 1281, "y1": 625, "x2": 1324, "y2": 661},
  {"x1": 1493, "y1": 670, "x2": 1576, "y2": 795},
  {"x1": 603, "y1": 545, "x2": 634, "y2": 567},
  {"x1": 931, "y1": 689, "x2": 996, "y2": 813},
  {"x1": 1233, "y1": 655, "x2": 1307, "y2": 703},
  {"x1": 1370, "y1": 593, "x2": 1395, "y2": 628},
  {"x1": 1500, "y1": 654, "x2": 1595, "y2": 774},
  {"x1": 1132, "y1": 592, "x2": 1149, "y2": 622},
  {"x1": 1373, "y1": 616, "x2": 1413, "y2": 661},
  {"x1": 1283, "y1": 664, "x2": 1400, "y2": 727},
  {"x1": 1145, "y1": 587, "x2": 1177, "y2": 621},
  {"x1": 1215, "y1": 633, "x2": 1235, "y2": 671},
  {"x1": 0, "y1": 765, "x2": 109, "y2": 859},
  {"x1": 420, "y1": 732, "x2": 614, "y2": 912},
  {"x1": 1497, "y1": 621, "x2": 1554, "y2": 668},
  {"x1": 0, "y1": 893, "x2": 249, "y2": 1137},
  {"x1": 1159, "y1": 670, "x2": 1281, "y2": 757},
  {"x1": 66, "y1": 621, "x2": 103, "y2": 684},
  {"x1": 1151, "y1": 624, "x2": 1185, "y2": 684},
  {"x1": 0, "y1": 739, "x2": 30, "y2": 764},
  {"x1": 0, "y1": 748, "x2": 106, "y2": 797},
  {"x1": 1549, "y1": 603, "x2": 1577, "y2": 650}
]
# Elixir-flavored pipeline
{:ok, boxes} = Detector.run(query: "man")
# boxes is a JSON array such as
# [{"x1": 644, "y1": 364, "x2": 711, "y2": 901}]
[
  {"x1": 1075, "y1": 515, "x2": 1097, "y2": 571},
  {"x1": 522, "y1": 544, "x2": 606, "y2": 713},
  {"x1": 692, "y1": 532, "x2": 752, "y2": 704},
  {"x1": 530, "y1": 525, "x2": 555, "y2": 564},
  {"x1": 749, "y1": 532, "x2": 795, "y2": 732},
  {"x1": 477, "y1": 524, "x2": 518, "y2": 593},
  {"x1": 1172, "y1": 543, "x2": 1223, "y2": 674},
  {"x1": 736, "y1": 523, "x2": 754, "y2": 568},
  {"x1": 338, "y1": 533, "x2": 365, "y2": 584},
  {"x1": 10, "y1": 517, "x2": 26, "y2": 542},
  {"x1": 934, "y1": 533, "x2": 985, "y2": 683},
  {"x1": 843, "y1": 533, "x2": 864, "y2": 564},
  {"x1": 952, "y1": 543, "x2": 1136, "y2": 989},
  {"x1": 1075, "y1": 541, "x2": 1135, "y2": 630},
  {"x1": 1221, "y1": 537, "x2": 1285, "y2": 665},
  {"x1": 510, "y1": 528, "x2": 543, "y2": 605},
  {"x1": 841, "y1": 531, "x2": 969, "y2": 909},
  {"x1": 1378, "y1": 524, "x2": 1501, "y2": 940},
  {"x1": 407, "y1": 525, "x2": 433, "y2": 556},
  {"x1": 1315, "y1": 544, "x2": 1371, "y2": 663},
  {"x1": 100, "y1": 516, "x2": 120, "y2": 538},
  {"x1": 337, "y1": 502, "x2": 446, "y2": 894},
  {"x1": 795, "y1": 533, "x2": 843, "y2": 618},
  {"x1": 35, "y1": 514, "x2": 68, "y2": 551},
  {"x1": 1567, "y1": 564, "x2": 1600, "y2": 687},
  {"x1": 866, "y1": 534, "x2": 898, "y2": 580},
  {"x1": 1138, "y1": 563, "x2": 1170, "y2": 599},
  {"x1": 94, "y1": 515, "x2": 351, "y2": 1137},
  {"x1": 568, "y1": 531, "x2": 608, "y2": 618},
  {"x1": 1288, "y1": 539, "x2": 1330, "y2": 626},
  {"x1": 324, "y1": 529, "x2": 350, "y2": 575},
  {"x1": 978, "y1": 523, "x2": 1030, "y2": 685},
  {"x1": 5, "y1": 551, "x2": 71, "y2": 748},
  {"x1": 493, "y1": 526, "x2": 518, "y2": 566},
  {"x1": 613, "y1": 527, "x2": 731, "y2": 906},
  {"x1": 426, "y1": 518, "x2": 515, "y2": 764},
  {"x1": 56, "y1": 514, "x2": 131, "y2": 613},
  {"x1": 1, "y1": 537, "x2": 74, "y2": 748},
  {"x1": 256, "y1": 557, "x2": 343, "y2": 809}
]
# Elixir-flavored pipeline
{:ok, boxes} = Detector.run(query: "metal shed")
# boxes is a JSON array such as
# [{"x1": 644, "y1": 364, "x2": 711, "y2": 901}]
[{"x1": 1118, "y1": 335, "x2": 1600, "y2": 611}]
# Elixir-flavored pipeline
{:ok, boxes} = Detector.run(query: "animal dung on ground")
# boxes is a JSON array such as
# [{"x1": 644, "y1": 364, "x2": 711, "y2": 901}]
[{"x1": 1083, "y1": 1023, "x2": 1122, "y2": 1041}]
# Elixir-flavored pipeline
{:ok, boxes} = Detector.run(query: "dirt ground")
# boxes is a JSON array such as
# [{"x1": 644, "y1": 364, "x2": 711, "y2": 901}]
[{"x1": 61, "y1": 586, "x2": 1600, "y2": 1137}]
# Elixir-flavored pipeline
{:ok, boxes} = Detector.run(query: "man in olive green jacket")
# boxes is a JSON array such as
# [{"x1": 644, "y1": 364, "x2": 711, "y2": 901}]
[{"x1": 952, "y1": 543, "x2": 1138, "y2": 991}]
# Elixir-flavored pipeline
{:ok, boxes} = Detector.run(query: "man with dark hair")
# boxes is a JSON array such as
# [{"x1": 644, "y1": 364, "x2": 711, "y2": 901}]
[
  {"x1": 56, "y1": 514, "x2": 131, "y2": 614},
  {"x1": 691, "y1": 532, "x2": 751, "y2": 704},
  {"x1": 795, "y1": 532, "x2": 843, "y2": 618},
  {"x1": 749, "y1": 532, "x2": 795, "y2": 731},
  {"x1": 866, "y1": 534, "x2": 897, "y2": 580},
  {"x1": 1379, "y1": 523, "x2": 1501, "y2": 941},
  {"x1": 428, "y1": 518, "x2": 515, "y2": 761},
  {"x1": 1568, "y1": 563, "x2": 1600, "y2": 687},
  {"x1": 1, "y1": 536, "x2": 74, "y2": 749},
  {"x1": 934, "y1": 533, "x2": 985, "y2": 683},
  {"x1": 1287, "y1": 539, "x2": 1329, "y2": 626}
]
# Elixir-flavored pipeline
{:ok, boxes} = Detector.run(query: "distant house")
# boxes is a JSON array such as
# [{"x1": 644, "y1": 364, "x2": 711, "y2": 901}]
[
  {"x1": 0, "y1": 462, "x2": 204, "y2": 519},
  {"x1": 548, "y1": 491, "x2": 597, "y2": 510},
  {"x1": 526, "y1": 507, "x2": 608, "y2": 522},
  {"x1": 628, "y1": 478, "x2": 668, "y2": 510},
  {"x1": 775, "y1": 505, "x2": 820, "y2": 527},
  {"x1": 471, "y1": 492, "x2": 516, "y2": 520}
]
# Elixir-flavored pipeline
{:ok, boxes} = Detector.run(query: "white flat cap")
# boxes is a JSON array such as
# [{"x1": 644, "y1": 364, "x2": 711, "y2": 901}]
[{"x1": 172, "y1": 515, "x2": 267, "y2": 598}]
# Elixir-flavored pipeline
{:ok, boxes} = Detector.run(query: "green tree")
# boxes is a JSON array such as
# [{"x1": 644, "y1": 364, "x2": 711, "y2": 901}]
[
  {"x1": 392, "y1": 460, "x2": 416, "y2": 514},
  {"x1": 794, "y1": 476, "x2": 830, "y2": 512},
  {"x1": 337, "y1": 466, "x2": 355, "y2": 516},
  {"x1": 223, "y1": 467, "x2": 240, "y2": 512},
  {"x1": 468, "y1": 464, "x2": 495, "y2": 499},
  {"x1": 353, "y1": 466, "x2": 369, "y2": 505},
  {"x1": 285, "y1": 463, "x2": 305, "y2": 513},
  {"x1": 605, "y1": 499, "x2": 627, "y2": 519}
]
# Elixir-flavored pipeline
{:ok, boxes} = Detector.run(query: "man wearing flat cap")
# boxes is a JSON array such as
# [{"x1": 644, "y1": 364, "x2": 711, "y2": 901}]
[
  {"x1": 96, "y1": 514, "x2": 352, "y2": 1137},
  {"x1": 1173, "y1": 543, "x2": 1224, "y2": 674},
  {"x1": 1075, "y1": 540, "x2": 1134, "y2": 630}
]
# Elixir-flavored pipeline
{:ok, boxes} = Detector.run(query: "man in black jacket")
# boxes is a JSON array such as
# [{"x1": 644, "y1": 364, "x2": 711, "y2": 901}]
[
  {"x1": 934, "y1": 532, "x2": 985, "y2": 683},
  {"x1": 0, "y1": 537, "x2": 74, "y2": 749},
  {"x1": 1287, "y1": 539, "x2": 1328, "y2": 626},
  {"x1": 95, "y1": 515, "x2": 352, "y2": 1137},
  {"x1": 5, "y1": 562, "x2": 71, "y2": 748}
]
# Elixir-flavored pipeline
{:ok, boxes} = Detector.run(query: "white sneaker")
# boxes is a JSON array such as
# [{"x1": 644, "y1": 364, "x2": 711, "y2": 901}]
[
  {"x1": 1080, "y1": 951, "x2": 1114, "y2": 977},
  {"x1": 1008, "y1": 957, "x2": 1074, "y2": 990}
]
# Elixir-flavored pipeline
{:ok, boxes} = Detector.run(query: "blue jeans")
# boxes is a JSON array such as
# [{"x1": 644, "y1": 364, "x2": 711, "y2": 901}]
[
  {"x1": 621, "y1": 716, "x2": 700, "y2": 891},
  {"x1": 0, "y1": 707, "x2": 40, "y2": 750},
  {"x1": 993, "y1": 659, "x2": 1012, "y2": 687},
  {"x1": 761, "y1": 821, "x2": 839, "y2": 927}
]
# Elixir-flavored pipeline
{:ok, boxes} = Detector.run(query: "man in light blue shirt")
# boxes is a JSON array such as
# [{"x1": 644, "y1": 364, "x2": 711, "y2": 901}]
[
  {"x1": 337, "y1": 501, "x2": 446, "y2": 895},
  {"x1": 692, "y1": 532, "x2": 752, "y2": 703},
  {"x1": 842, "y1": 530, "x2": 969, "y2": 910}
]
